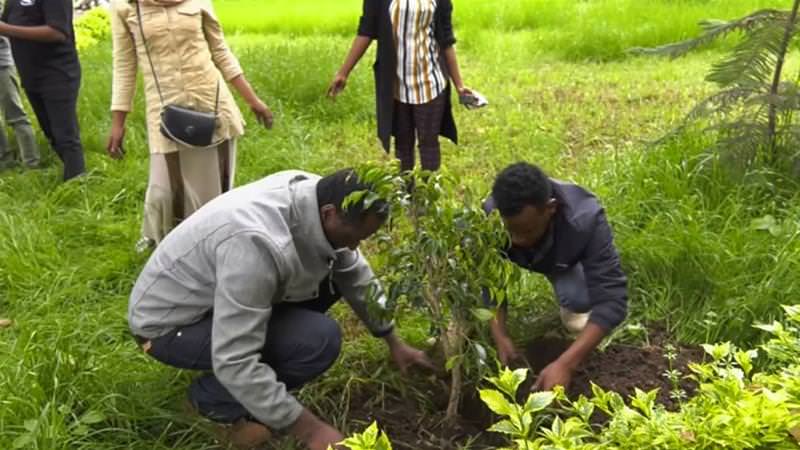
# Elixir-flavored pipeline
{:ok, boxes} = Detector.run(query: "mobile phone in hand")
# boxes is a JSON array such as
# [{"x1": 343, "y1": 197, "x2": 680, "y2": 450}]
[{"x1": 458, "y1": 90, "x2": 488, "y2": 109}]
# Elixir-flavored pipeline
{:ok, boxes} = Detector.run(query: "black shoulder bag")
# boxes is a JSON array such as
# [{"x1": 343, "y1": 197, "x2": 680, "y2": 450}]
[{"x1": 135, "y1": 1, "x2": 222, "y2": 148}]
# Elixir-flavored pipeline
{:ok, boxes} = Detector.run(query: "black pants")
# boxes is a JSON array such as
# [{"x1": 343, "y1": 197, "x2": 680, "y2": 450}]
[
  {"x1": 145, "y1": 281, "x2": 343, "y2": 424},
  {"x1": 25, "y1": 86, "x2": 85, "y2": 181}
]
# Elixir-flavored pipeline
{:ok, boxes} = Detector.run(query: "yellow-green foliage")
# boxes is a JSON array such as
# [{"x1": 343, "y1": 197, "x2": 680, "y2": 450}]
[
  {"x1": 480, "y1": 305, "x2": 800, "y2": 449},
  {"x1": 75, "y1": 8, "x2": 111, "y2": 52}
]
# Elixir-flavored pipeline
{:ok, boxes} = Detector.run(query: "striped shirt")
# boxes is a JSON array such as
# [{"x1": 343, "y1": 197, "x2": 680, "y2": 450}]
[{"x1": 390, "y1": 0, "x2": 447, "y2": 104}]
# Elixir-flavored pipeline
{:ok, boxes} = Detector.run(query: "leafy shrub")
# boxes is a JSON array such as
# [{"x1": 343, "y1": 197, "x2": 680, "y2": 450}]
[
  {"x1": 333, "y1": 422, "x2": 393, "y2": 450},
  {"x1": 351, "y1": 165, "x2": 521, "y2": 423},
  {"x1": 481, "y1": 304, "x2": 800, "y2": 449},
  {"x1": 75, "y1": 8, "x2": 111, "y2": 52}
]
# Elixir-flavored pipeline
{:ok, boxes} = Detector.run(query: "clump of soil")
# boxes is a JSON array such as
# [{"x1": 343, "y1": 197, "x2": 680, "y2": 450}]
[{"x1": 336, "y1": 328, "x2": 704, "y2": 449}]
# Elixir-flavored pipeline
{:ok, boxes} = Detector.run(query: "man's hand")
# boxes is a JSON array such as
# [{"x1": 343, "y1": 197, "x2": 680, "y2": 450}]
[
  {"x1": 495, "y1": 335, "x2": 521, "y2": 367},
  {"x1": 530, "y1": 322, "x2": 608, "y2": 391},
  {"x1": 385, "y1": 334, "x2": 436, "y2": 375},
  {"x1": 532, "y1": 360, "x2": 573, "y2": 391},
  {"x1": 289, "y1": 409, "x2": 345, "y2": 450}
]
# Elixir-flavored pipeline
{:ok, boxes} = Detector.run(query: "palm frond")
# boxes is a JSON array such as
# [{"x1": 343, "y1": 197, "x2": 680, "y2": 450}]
[
  {"x1": 709, "y1": 120, "x2": 773, "y2": 168},
  {"x1": 630, "y1": 9, "x2": 790, "y2": 58},
  {"x1": 707, "y1": 22, "x2": 789, "y2": 88}
]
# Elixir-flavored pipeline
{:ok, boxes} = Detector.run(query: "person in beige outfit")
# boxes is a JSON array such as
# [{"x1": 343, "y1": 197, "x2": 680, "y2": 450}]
[{"x1": 106, "y1": 0, "x2": 272, "y2": 250}]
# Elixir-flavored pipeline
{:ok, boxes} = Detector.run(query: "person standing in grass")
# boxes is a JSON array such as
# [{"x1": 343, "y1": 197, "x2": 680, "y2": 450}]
[
  {"x1": 328, "y1": 0, "x2": 473, "y2": 173},
  {"x1": 107, "y1": 0, "x2": 273, "y2": 250},
  {"x1": 483, "y1": 162, "x2": 628, "y2": 391},
  {"x1": 0, "y1": 34, "x2": 39, "y2": 171},
  {"x1": 128, "y1": 169, "x2": 434, "y2": 450},
  {"x1": 0, "y1": 0, "x2": 85, "y2": 181}
]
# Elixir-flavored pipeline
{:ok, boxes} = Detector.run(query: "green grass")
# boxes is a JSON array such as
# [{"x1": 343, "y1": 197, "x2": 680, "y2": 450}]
[
  {"x1": 2, "y1": 1, "x2": 800, "y2": 448},
  {"x1": 216, "y1": 0, "x2": 790, "y2": 60}
]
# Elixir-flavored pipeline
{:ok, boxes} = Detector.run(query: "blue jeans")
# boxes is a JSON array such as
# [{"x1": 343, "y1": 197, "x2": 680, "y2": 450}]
[{"x1": 145, "y1": 281, "x2": 342, "y2": 423}]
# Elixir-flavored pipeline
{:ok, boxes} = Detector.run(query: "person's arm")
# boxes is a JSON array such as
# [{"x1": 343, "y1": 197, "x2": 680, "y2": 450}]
[
  {"x1": 328, "y1": 0, "x2": 377, "y2": 97},
  {"x1": 211, "y1": 233, "x2": 342, "y2": 448},
  {"x1": 0, "y1": 23, "x2": 64, "y2": 42},
  {"x1": 489, "y1": 302, "x2": 521, "y2": 366},
  {"x1": 333, "y1": 250, "x2": 435, "y2": 373},
  {"x1": 229, "y1": 74, "x2": 273, "y2": 128},
  {"x1": 201, "y1": 4, "x2": 272, "y2": 128},
  {"x1": 332, "y1": 249, "x2": 394, "y2": 337},
  {"x1": 532, "y1": 322, "x2": 606, "y2": 390},
  {"x1": 0, "y1": 0, "x2": 70, "y2": 42},
  {"x1": 533, "y1": 211, "x2": 628, "y2": 390},
  {"x1": 435, "y1": 0, "x2": 470, "y2": 96},
  {"x1": 107, "y1": 2, "x2": 137, "y2": 159},
  {"x1": 328, "y1": 36, "x2": 372, "y2": 97}
]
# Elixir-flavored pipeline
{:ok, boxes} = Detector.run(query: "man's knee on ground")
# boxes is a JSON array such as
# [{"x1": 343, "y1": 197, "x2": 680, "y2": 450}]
[{"x1": 304, "y1": 315, "x2": 342, "y2": 371}]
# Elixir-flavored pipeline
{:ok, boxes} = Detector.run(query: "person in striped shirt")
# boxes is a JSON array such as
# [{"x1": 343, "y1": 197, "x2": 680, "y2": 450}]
[{"x1": 329, "y1": 0, "x2": 473, "y2": 173}]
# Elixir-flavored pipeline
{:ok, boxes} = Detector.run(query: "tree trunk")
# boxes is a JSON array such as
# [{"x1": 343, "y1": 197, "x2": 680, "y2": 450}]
[
  {"x1": 442, "y1": 320, "x2": 465, "y2": 424},
  {"x1": 767, "y1": 0, "x2": 800, "y2": 161}
]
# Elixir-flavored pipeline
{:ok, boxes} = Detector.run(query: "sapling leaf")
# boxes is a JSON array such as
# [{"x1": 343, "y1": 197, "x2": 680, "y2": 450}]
[
  {"x1": 445, "y1": 355, "x2": 462, "y2": 371},
  {"x1": 488, "y1": 419, "x2": 519, "y2": 435},
  {"x1": 702, "y1": 342, "x2": 732, "y2": 360},
  {"x1": 525, "y1": 391, "x2": 556, "y2": 412},
  {"x1": 80, "y1": 410, "x2": 106, "y2": 424},
  {"x1": 479, "y1": 389, "x2": 514, "y2": 416},
  {"x1": 23, "y1": 419, "x2": 37, "y2": 432},
  {"x1": 751, "y1": 214, "x2": 777, "y2": 231},
  {"x1": 471, "y1": 308, "x2": 495, "y2": 322},
  {"x1": 12, "y1": 434, "x2": 33, "y2": 449}
]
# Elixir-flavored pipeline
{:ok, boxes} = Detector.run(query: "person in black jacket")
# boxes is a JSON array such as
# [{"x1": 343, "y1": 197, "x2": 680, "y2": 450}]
[
  {"x1": 328, "y1": 0, "x2": 472, "y2": 172},
  {"x1": 484, "y1": 162, "x2": 628, "y2": 391},
  {"x1": 0, "y1": 0, "x2": 85, "y2": 181}
]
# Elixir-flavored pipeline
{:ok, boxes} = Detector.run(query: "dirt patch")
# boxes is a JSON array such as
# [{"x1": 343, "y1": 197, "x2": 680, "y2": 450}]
[
  {"x1": 344, "y1": 383, "x2": 503, "y2": 450},
  {"x1": 314, "y1": 328, "x2": 704, "y2": 449},
  {"x1": 524, "y1": 328, "x2": 705, "y2": 411}
]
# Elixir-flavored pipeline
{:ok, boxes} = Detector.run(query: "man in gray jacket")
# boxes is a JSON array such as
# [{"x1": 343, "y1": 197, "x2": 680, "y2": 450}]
[
  {"x1": 129, "y1": 169, "x2": 433, "y2": 450},
  {"x1": 483, "y1": 162, "x2": 628, "y2": 392}
]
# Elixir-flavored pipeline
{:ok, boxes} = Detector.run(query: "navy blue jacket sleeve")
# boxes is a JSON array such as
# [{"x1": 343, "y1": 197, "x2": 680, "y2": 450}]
[
  {"x1": 435, "y1": 0, "x2": 456, "y2": 48},
  {"x1": 582, "y1": 210, "x2": 628, "y2": 330},
  {"x1": 43, "y1": 0, "x2": 72, "y2": 39},
  {"x1": 357, "y1": 0, "x2": 379, "y2": 38}
]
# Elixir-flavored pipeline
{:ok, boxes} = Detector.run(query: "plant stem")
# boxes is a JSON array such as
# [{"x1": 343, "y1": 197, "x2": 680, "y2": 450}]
[
  {"x1": 767, "y1": 0, "x2": 800, "y2": 161},
  {"x1": 444, "y1": 320, "x2": 465, "y2": 423}
]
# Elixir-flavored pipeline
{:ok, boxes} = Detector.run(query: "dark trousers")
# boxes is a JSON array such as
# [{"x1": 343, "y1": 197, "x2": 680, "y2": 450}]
[
  {"x1": 145, "y1": 282, "x2": 343, "y2": 424},
  {"x1": 393, "y1": 93, "x2": 446, "y2": 172},
  {"x1": 25, "y1": 86, "x2": 85, "y2": 181}
]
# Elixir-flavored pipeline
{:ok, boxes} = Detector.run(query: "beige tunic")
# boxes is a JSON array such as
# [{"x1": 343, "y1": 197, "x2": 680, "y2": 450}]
[{"x1": 110, "y1": 0, "x2": 245, "y2": 154}]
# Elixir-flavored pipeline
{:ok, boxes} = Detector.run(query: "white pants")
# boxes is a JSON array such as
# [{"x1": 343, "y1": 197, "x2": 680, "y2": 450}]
[{"x1": 142, "y1": 140, "x2": 237, "y2": 244}]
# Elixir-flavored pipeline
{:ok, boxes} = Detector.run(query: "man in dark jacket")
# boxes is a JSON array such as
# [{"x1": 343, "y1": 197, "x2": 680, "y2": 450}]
[{"x1": 484, "y1": 162, "x2": 628, "y2": 391}]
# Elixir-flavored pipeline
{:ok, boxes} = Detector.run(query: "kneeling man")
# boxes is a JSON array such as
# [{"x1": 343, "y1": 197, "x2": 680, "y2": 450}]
[{"x1": 129, "y1": 169, "x2": 432, "y2": 449}]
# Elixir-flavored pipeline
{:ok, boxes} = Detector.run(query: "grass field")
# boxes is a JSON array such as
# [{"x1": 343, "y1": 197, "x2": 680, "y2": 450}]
[{"x1": 1, "y1": 0, "x2": 799, "y2": 448}]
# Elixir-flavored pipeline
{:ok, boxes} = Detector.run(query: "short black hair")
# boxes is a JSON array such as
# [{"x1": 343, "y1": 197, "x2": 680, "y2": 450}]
[
  {"x1": 316, "y1": 168, "x2": 390, "y2": 224},
  {"x1": 491, "y1": 162, "x2": 552, "y2": 217}
]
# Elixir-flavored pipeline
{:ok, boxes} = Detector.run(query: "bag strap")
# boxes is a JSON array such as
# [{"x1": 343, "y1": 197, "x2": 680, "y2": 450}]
[
  {"x1": 135, "y1": 1, "x2": 220, "y2": 115},
  {"x1": 135, "y1": 0, "x2": 165, "y2": 106}
]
